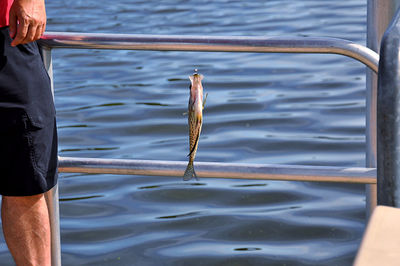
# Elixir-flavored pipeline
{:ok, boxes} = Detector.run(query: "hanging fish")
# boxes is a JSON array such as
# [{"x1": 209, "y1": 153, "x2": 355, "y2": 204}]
[{"x1": 183, "y1": 71, "x2": 207, "y2": 180}]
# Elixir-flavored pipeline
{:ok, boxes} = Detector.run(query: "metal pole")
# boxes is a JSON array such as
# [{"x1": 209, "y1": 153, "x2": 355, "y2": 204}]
[
  {"x1": 38, "y1": 33, "x2": 379, "y2": 73},
  {"x1": 40, "y1": 46, "x2": 61, "y2": 266},
  {"x1": 377, "y1": 7, "x2": 400, "y2": 206},
  {"x1": 44, "y1": 185, "x2": 61, "y2": 266},
  {"x1": 58, "y1": 157, "x2": 377, "y2": 184},
  {"x1": 366, "y1": 0, "x2": 400, "y2": 217}
]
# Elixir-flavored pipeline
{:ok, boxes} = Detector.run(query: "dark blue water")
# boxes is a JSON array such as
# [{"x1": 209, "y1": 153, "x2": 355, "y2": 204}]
[{"x1": 0, "y1": 1, "x2": 368, "y2": 265}]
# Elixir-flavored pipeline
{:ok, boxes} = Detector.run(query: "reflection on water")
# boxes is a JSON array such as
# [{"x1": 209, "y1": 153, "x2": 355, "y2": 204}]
[
  {"x1": 61, "y1": 195, "x2": 104, "y2": 202},
  {"x1": 0, "y1": 0, "x2": 368, "y2": 265}
]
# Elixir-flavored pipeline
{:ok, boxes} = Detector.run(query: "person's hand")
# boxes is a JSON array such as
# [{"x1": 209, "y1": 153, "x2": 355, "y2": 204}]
[{"x1": 9, "y1": 0, "x2": 46, "y2": 47}]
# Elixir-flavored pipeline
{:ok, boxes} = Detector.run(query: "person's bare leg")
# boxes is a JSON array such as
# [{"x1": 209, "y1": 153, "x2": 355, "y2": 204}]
[{"x1": 1, "y1": 194, "x2": 51, "y2": 266}]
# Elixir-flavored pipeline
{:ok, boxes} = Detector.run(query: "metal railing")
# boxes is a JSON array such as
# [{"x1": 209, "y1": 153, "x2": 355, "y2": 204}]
[
  {"x1": 40, "y1": 32, "x2": 380, "y2": 266},
  {"x1": 38, "y1": 2, "x2": 400, "y2": 265},
  {"x1": 39, "y1": 33, "x2": 379, "y2": 73},
  {"x1": 38, "y1": 32, "x2": 380, "y2": 189},
  {"x1": 39, "y1": 33, "x2": 380, "y2": 266},
  {"x1": 40, "y1": 32, "x2": 379, "y2": 190},
  {"x1": 59, "y1": 157, "x2": 377, "y2": 184}
]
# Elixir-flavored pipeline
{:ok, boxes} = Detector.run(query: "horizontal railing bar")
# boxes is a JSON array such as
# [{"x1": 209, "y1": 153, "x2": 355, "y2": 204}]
[
  {"x1": 39, "y1": 32, "x2": 379, "y2": 73},
  {"x1": 58, "y1": 157, "x2": 377, "y2": 184}
]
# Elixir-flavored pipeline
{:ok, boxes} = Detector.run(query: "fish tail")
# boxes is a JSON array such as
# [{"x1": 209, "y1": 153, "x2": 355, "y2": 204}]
[{"x1": 183, "y1": 161, "x2": 198, "y2": 181}]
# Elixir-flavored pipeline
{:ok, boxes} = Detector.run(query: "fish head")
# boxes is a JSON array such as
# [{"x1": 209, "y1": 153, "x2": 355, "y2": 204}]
[
  {"x1": 189, "y1": 73, "x2": 204, "y2": 83},
  {"x1": 189, "y1": 73, "x2": 204, "y2": 104}
]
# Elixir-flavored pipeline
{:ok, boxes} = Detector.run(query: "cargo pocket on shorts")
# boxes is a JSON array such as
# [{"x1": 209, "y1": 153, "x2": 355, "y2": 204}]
[{"x1": 24, "y1": 113, "x2": 56, "y2": 175}]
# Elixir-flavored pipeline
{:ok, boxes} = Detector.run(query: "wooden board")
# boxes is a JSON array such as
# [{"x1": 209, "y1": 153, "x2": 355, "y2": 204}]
[{"x1": 354, "y1": 205, "x2": 400, "y2": 266}]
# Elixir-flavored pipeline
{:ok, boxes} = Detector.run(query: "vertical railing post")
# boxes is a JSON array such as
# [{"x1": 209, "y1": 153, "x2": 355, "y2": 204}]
[
  {"x1": 377, "y1": 7, "x2": 400, "y2": 206},
  {"x1": 40, "y1": 45, "x2": 62, "y2": 266},
  {"x1": 366, "y1": 0, "x2": 400, "y2": 218}
]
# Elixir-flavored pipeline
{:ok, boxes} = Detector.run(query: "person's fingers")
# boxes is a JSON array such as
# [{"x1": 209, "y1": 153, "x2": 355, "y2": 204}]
[
  {"x1": 8, "y1": 10, "x2": 17, "y2": 39},
  {"x1": 11, "y1": 19, "x2": 28, "y2": 46},
  {"x1": 41, "y1": 21, "x2": 46, "y2": 37},
  {"x1": 11, "y1": 18, "x2": 28, "y2": 47},
  {"x1": 21, "y1": 24, "x2": 38, "y2": 44},
  {"x1": 34, "y1": 24, "x2": 43, "y2": 41}
]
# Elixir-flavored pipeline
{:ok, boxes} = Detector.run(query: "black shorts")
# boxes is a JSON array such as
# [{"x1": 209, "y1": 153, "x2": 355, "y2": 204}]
[{"x1": 0, "y1": 27, "x2": 58, "y2": 196}]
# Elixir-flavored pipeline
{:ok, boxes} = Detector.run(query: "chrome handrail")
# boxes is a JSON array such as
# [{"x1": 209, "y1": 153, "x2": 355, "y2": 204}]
[
  {"x1": 38, "y1": 29, "x2": 384, "y2": 266},
  {"x1": 39, "y1": 32, "x2": 379, "y2": 73},
  {"x1": 39, "y1": 32, "x2": 380, "y2": 185},
  {"x1": 59, "y1": 157, "x2": 377, "y2": 184}
]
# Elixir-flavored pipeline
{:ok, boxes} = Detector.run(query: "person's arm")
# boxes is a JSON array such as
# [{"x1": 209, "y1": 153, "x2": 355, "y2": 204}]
[{"x1": 8, "y1": 0, "x2": 46, "y2": 47}]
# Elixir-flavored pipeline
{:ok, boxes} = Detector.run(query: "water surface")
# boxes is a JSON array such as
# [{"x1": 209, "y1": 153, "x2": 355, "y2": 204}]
[{"x1": 0, "y1": 1, "x2": 368, "y2": 265}]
